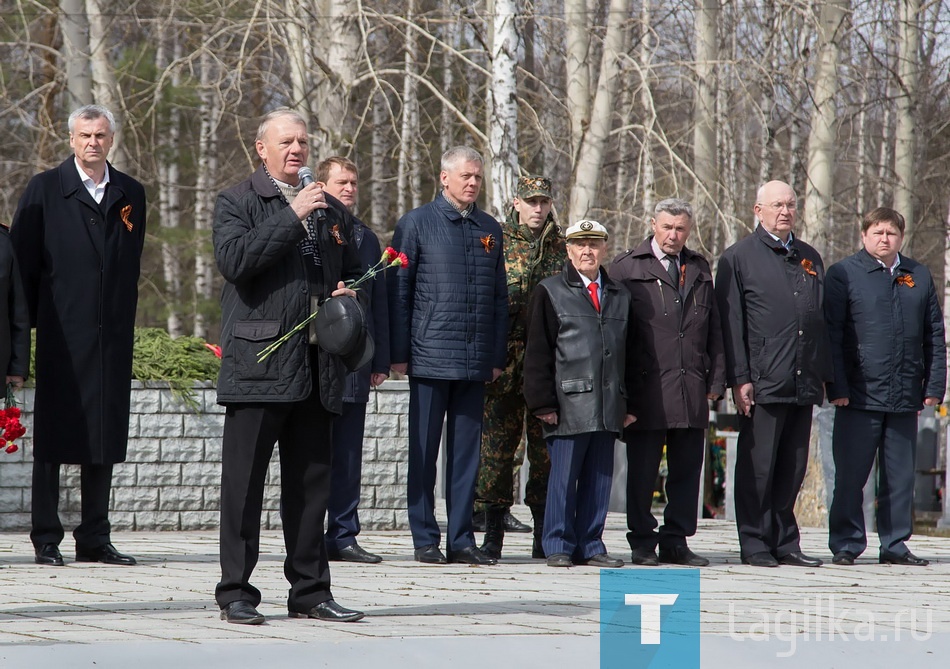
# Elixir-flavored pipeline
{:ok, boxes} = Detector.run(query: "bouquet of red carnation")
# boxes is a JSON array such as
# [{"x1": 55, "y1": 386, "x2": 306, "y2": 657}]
[
  {"x1": 1, "y1": 384, "x2": 26, "y2": 454},
  {"x1": 257, "y1": 246, "x2": 408, "y2": 363}
]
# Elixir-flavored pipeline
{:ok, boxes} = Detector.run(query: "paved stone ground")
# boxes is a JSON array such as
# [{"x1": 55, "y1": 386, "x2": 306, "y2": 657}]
[{"x1": 0, "y1": 509, "x2": 948, "y2": 667}]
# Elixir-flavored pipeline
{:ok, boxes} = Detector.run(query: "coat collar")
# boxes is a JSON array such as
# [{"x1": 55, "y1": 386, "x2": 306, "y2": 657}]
[
  {"x1": 855, "y1": 247, "x2": 916, "y2": 275},
  {"x1": 562, "y1": 260, "x2": 618, "y2": 290},
  {"x1": 623, "y1": 236, "x2": 705, "y2": 292},
  {"x1": 57, "y1": 157, "x2": 127, "y2": 213},
  {"x1": 434, "y1": 193, "x2": 487, "y2": 225},
  {"x1": 753, "y1": 223, "x2": 799, "y2": 258},
  {"x1": 250, "y1": 164, "x2": 281, "y2": 198}
]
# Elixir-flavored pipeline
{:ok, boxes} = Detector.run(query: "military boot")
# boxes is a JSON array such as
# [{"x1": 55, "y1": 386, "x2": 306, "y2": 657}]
[
  {"x1": 480, "y1": 507, "x2": 506, "y2": 559},
  {"x1": 530, "y1": 504, "x2": 545, "y2": 559}
]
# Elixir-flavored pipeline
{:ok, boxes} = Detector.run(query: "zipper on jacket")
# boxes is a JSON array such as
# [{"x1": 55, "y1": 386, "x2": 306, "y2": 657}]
[{"x1": 656, "y1": 279, "x2": 668, "y2": 316}]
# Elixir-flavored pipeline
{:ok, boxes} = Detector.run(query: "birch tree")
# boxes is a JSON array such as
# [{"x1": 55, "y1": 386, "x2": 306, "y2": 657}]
[
  {"x1": 803, "y1": 0, "x2": 849, "y2": 254},
  {"x1": 488, "y1": 0, "x2": 519, "y2": 218},
  {"x1": 692, "y1": 0, "x2": 719, "y2": 239},
  {"x1": 568, "y1": 0, "x2": 631, "y2": 222},
  {"x1": 894, "y1": 0, "x2": 920, "y2": 247},
  {"x1": 59, "y1": 0, "x2": 92, "y2": 109}
]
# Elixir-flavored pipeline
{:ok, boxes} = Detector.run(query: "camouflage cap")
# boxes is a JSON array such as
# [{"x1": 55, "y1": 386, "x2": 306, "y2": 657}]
[{"x1": 516, "y1": 175, "x2": 553, "y2": 200}]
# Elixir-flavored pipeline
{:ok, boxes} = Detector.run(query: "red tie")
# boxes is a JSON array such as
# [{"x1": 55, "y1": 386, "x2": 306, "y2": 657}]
[{"x1": 588, "y1": 281, "x2": 600, "y2": 312}]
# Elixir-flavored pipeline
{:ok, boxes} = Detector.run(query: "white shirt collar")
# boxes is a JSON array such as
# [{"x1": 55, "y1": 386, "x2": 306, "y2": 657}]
[
  {"x1": 577, "y1": 268, "x2": 602, "y2": 289},
  {"x1": 877, "y1": 254, "x2": 901, "y2": 274},
  {"x1": 651, "y1": 237, "x2": 679, "y2": 265},
  {"x1": 74, "y1": 158, "x2": 110, "y2": 204}
]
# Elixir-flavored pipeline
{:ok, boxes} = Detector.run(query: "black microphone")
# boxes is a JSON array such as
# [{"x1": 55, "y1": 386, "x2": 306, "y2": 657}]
[{"x1": 297, "y1": 166, "x2": 326, "y2": 220}]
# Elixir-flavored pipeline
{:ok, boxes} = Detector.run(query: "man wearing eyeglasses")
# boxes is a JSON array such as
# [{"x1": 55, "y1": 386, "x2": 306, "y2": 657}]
[{"x1": 715, "y1": 180, "x2": 832, "y2": 568}]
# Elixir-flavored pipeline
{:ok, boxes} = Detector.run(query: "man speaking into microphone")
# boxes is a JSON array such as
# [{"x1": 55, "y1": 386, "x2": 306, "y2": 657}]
[{"x1": 212, "y1": 108, "x2": 366, "y2": 624}]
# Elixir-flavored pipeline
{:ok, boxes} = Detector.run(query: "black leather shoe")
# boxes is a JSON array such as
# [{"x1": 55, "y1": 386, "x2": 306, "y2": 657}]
[
  {"x1": 778, "y1": 551, "x2": 823, "y2": 567},
  {"x1": 503, "y1": 512, "x2": 532, "y2": 533},
  {"x1": 34, "y1": 543, "x2": 64, "y2": 566},
  {"x1": 575, "y1": 553, "x2": 624, "y2": 568},
  {"x1": 659, "y1": 545, "x2": 710, "y2": 567},
  {"x1": 75, "y1": 543, "x2": 137, "y2": 566},
  {"x1": 329, "y1": 543, "x2": 382, "y2": 564},
  {"x1": 741, "y1": 552, "x2": 779, "y2": 567},
  {"x1": 289, "y1": 599, "x2": 364, "y2": 622},
  {"x1": 447, "y1": 545, "x2": 497, "y2": 565},
  {"x1": 880, "y1": 550, "x2": 929, "y2": 566},
  {"x1": 629, "y1": 547, "x2": 659, "y2": 566},
  {"x1": 414, "y1": 544, "x2": 447, "y2": 564},
  {"x1": 832, "y1": 551, "x2": 857, "y2": 565},
  {"x1": 546, "y1": 553, "x2": 572, "y2": 568},
  {"x1": 220, "y1": 601, "x2": 265, "y2": 625}
]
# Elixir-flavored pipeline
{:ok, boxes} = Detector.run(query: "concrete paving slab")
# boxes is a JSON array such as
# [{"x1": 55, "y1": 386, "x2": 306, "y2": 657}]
[{"x1": 0, "y1": 509, "x2": 947, "y2": 667}]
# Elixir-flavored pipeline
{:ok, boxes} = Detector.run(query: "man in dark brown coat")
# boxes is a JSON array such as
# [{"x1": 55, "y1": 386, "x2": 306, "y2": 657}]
[{"x1": 611, "y1": 198, "x2": 725, "y2": 567}]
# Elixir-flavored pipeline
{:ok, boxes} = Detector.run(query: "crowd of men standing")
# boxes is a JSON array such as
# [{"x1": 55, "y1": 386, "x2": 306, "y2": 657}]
[{"x1": 3, "y1": 105, "x2": 944, "y2": 626}]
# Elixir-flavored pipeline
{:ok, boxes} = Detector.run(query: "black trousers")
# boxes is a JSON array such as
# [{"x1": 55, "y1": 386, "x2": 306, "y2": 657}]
[
  {"x1": 828, "y1": 407, "x2": 918, "y2": 557},
  {"x1": 215, "y1": 358, "x2": 335, "y2": 612},
  {"x1": 30, "y1": 461, "x2": 113, "y2": 550},
  {"x1": 734, "y1": 403, "x2": 812, "y2": 558},
  {"x1": 326, "y1": 401, "x2": 367, "y2": 553},
  {"x1": 625, "y1": 427, "x2": 705, "y2": 551}
]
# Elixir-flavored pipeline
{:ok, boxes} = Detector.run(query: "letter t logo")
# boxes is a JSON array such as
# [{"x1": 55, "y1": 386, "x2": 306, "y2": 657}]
[{"x1": 624, "y1": 594, "x2": 679, "y2": 644}]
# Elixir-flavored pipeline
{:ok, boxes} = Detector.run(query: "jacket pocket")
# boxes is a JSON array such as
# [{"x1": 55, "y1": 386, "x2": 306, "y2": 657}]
[
  {"x1": 560, "y1": 377, "x2": 593, "y2": 394},
  {"x1": 233, "y1": 320, "x2": 281, "y2": 381}
]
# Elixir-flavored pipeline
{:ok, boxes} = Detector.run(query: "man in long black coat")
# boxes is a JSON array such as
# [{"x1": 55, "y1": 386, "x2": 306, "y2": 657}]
[{"x1": 11, "y1": 105, "x2": 146, "y2": 567}]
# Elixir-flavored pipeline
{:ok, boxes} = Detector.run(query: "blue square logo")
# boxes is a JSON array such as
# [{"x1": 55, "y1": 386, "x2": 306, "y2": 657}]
[{"x1": 600, "y1": 569, "x2": 700, "y2": 669}]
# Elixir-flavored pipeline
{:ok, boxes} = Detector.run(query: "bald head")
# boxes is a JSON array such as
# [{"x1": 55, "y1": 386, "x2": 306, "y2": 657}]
[{"x1": 754, "y1": 180, "x2": 797, "y2": 241}]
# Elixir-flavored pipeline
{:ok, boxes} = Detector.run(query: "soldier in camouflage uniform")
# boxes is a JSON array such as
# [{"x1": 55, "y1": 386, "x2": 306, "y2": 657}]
[{"x1": 477, "y1": 175, "x2": 566, "y2": 559}]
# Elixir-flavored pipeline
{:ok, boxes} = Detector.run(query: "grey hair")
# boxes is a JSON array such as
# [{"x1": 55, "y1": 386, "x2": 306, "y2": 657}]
[
  {"x1": 256, "y1": 108, "x2": 307, "y2": 142},
  {"x1": 441, "y1": 146, "x2": 483, "y2": 172},
  {"x1": 68, "y1": 105, "x2": 116, "y2": 134},
  {"x1": 654, "y1": 198, "x2": 693, "y2": 220}
]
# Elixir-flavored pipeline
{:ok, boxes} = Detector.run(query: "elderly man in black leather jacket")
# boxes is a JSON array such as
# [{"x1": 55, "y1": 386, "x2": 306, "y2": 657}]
[{"x1": 523, "y1": 220, "x2": 636, "y2": 569}]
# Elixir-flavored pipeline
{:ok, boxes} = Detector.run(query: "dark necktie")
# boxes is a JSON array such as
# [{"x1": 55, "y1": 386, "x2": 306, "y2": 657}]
[
  {"x1": 587, "y1": 281, "x2": 600, "y2": 312},
  {"x1": 665, "y1": 254, "x2": 680, "y2": 289}
]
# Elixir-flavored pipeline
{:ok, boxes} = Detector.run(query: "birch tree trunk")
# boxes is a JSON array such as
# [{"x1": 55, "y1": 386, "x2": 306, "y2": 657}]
[
  {"x1": 803, "y1": 0, "x2": 848, "y2": 255},
  {"x1": 284, "y1": 0, "x2": 312, "y2": 125},
  {"x1": 396, "y1": 0, "x2": 420, "y2": 215},
  {"x1": 564, "y1": 0, "x2": 591, "y2": 161},
  {"x1": 894, "y1": 0, "x2": 920, "y2": 249},
  {"x1": 488, "y1": 0, "x2": 519, "y2": 218},
  {"x1": 756, "y1": 0, "x2": 777, "y2": 186},
  {"x1": 638, "y1": 0, "x2": 655, "y2": 236},
  {"x1": 692, "y1": 0, "x2": 718, "y2": 238},
  {"x1": 314, "y1": 0, "x2": 362, "y2": 153},
  {"x1": 193, "y1": 47, "x2": 221, "y2": 339},
  {"x1": 156, "y1": 33, "x2": 183, "y2": 336},
  {"x1": 371, "y1": 89, "x2": 391, "y2": 232},
  {"x1": 59, "y1": 0, "x2": 92, "y2": 109},
  {"x1": 441, "y1": 5, "x2": 460, "y2": 154},
  {"x1": 85, "y1": 0, "x2": 127, "y2": 168},
  {"x1": 568, "y1": 0, "x2": 631, "y2": 222}
]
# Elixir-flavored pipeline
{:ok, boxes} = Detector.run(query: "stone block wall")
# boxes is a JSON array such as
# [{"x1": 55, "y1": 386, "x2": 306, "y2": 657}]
[{"x1": 0, "y1": 380, "x2": 411, "y2": 532}]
